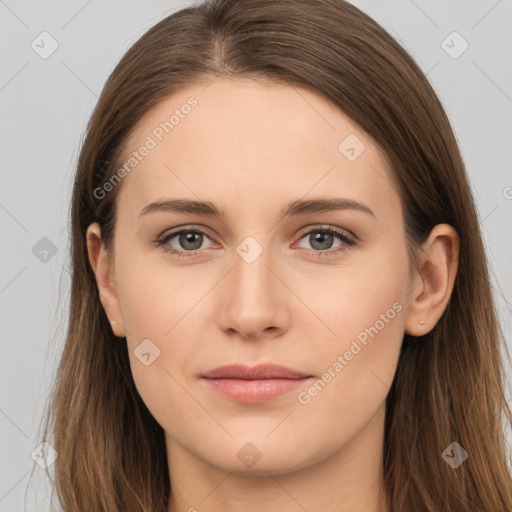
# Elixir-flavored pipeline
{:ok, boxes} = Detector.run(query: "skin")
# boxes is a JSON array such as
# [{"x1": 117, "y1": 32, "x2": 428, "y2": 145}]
[{"x1": 87, "y1": 78, "x2": 459, "y2": 512}]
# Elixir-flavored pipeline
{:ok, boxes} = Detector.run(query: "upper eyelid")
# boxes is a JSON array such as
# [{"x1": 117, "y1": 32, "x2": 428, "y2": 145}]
[
  {"x1": 296, "y1": 224, "x2": 355, "y2": 240},
  {"x1": 160, "y1": 226, "x2": 213, "y2": 243}
]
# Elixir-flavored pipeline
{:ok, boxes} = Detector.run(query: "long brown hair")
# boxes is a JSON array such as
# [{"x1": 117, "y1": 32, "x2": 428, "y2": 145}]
[{"x1": 37, "y1": 0, "x2": 512, "y2": 510}]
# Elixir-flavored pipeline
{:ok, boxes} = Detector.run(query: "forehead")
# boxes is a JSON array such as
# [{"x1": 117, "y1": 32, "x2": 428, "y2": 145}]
[{"x1": 116, "y1": 78, "x2": 400, "y2": 220}]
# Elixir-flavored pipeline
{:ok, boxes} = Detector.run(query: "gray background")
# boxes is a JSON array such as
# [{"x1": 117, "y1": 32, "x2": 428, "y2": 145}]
[{"x1": 1, "y1": 0, "x2": 511, "y2": 510}]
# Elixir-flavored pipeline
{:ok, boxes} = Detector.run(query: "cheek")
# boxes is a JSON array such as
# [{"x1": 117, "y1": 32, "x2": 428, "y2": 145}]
[
  {"x1": 294, "y1": 236, "x2": 407, "y2": 390},
  {"x1": 113, "y1": 248, "x2": 202, "y2": 394},
  {"x1": 115, "y1": 244, "x2": 209, "y2": 339},
  {"x1": 294, "y1": 291, "x2": 405, "y2": 450},
  {"x1": 303, "y1": 233, "x2": 408, "y2": 349},
  {"x1": 302, "y1": 243, "x2": 407, "y2": 416}
]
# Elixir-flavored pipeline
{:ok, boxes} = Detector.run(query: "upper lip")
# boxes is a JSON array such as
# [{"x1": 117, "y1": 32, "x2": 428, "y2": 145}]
[{"x1": 202, "y1": 364, "x2": 311, "y2": 380}]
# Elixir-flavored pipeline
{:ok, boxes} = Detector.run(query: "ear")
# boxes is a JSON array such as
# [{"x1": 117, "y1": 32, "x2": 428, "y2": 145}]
[
  {"x1": 404, "y1": 223, "x2": 460, "y2": 337},
  {"x1": 86, "y1": 222, "x2": 126, "y2": 338}
]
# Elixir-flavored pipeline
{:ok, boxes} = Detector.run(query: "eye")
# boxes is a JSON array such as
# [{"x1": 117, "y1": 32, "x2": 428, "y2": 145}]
[
  {"x1": 155, "y1": 225, "x2": 356, "y2": 259},
  {"x1": 294, "y1": 226, "x2": 356, "y2": 257},
  {"x1": 157, "y1": 227, "x2": 213, "y2": 257}
]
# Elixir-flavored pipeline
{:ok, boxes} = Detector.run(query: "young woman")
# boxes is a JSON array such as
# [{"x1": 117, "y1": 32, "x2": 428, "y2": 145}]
[{"x1": 39, "y1": 0, "x2": 512, "y2": 510}]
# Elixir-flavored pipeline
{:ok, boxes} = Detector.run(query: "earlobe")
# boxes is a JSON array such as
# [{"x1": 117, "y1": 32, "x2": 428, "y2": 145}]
[
  {"x1": 109, "y1": 319, "x2": 126, "y2": 338},
  {"x1": 404, "y1": 224, "x2": 459, "y2": 337},
  {"x1": 86, "y1": 223, "x2": 126, "y2": 338}
]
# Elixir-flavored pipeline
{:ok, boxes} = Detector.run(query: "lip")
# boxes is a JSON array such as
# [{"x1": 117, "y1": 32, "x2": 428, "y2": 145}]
[
  {"x1": 203, "y1": 363, "x2": 310, "y2": 380},
  {"x1": 201, "y1": 364, "x2": 313, "y2": 404}
]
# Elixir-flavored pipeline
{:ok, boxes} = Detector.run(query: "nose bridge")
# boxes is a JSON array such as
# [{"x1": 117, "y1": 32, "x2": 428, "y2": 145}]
[
  {"x1": 217, "y1": 231, "x2": 287, "y2": 338},
  {"x1": 231, "y1": 232, "x2": 276, "y2": 303}
]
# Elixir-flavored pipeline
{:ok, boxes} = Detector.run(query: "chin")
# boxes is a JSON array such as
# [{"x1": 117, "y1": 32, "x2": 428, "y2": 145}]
[{"x1": 202, "y1": 438, "x2": 324, "y2": 476}]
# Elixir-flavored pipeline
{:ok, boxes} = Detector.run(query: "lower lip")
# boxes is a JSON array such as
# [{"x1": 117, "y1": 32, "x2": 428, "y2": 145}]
[{"x1": 202, "y1": 377, "x2": 311, "y2": 404}]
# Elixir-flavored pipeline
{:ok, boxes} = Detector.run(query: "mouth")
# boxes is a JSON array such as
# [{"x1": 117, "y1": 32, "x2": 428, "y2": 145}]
[{"x1": 201, "y1": 364, "x2": 313, "y2": 404}]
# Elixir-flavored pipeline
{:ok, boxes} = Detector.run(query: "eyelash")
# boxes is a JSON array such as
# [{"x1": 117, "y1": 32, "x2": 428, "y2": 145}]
[{"x1": 155, "y1": 225, "x2": 356, "y2": 259}]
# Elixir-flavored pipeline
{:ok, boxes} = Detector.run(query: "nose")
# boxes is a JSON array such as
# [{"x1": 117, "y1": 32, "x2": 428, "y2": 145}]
[{"x1": 216, "y1": 239, "x2": 290, "y2": 341}]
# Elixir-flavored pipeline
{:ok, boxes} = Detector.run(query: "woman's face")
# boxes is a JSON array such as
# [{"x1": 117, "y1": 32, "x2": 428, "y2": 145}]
[{"x1": 92, "y1": 78, "x2": 417, "y2": 476}]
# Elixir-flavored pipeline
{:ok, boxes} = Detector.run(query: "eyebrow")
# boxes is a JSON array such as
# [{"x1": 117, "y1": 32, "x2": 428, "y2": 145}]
[{"x1": 138, "y1": 197, "x2": 376, "y2": 219}]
